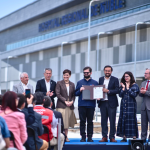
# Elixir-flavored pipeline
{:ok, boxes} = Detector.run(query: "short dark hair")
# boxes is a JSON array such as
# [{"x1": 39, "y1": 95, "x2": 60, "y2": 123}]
[
  {"x1": 0, "y1": 95, "x2": 3, "y2": 105},
  {"x1": 43, "y1": 96, "x2": 51, "y2": 108},
  {"x1": 121, "y1": 71, "x2": 135, "y2": 87},
  {"x1": 63, "y1": 69, "x2": 71, "y2": 75},
  {"x1": 17, "y1": 94, "x2": 26, "y2": 109},
  {"x1": 104, "y1": 65, "x2": 113, "y2": 71},
  {"x1": 34, "y1": 92, "x2": 44, "y2": 105},
  {"x1": 2, "y1": 91, "x2": 17, "y2": 111},
  {"x1": 83, "y1": 66, "x2": 92, "y2": 73}
]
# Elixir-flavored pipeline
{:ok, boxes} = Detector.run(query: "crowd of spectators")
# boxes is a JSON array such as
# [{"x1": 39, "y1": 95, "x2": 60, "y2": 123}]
[{"x1": 0, "y1": 91, "x2": 65, "y2": 150}]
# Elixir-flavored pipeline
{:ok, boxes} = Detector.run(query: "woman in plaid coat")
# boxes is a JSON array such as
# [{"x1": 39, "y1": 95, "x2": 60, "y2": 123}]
[{"x1": 117, "y1": 71, "x2": 139, "y2": 142}]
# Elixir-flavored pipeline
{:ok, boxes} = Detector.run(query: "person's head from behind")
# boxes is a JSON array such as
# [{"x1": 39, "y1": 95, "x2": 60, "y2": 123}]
[
  {"x1": 2, "y1": 91, "x2": 18, "y2": 111},
  {"x1": 121, "y1": 71, "x2": 135, "y2": 87},
  {"x1": 83, "y1": 66, "x2": 92, "y2": 79},
  {"x1": 63, "y1": 69, "x2": 71, "y2": 82},
  {"x1": 104, "y1": 65, "x2": 113, "y2": 78},
  {"x1": 43, "y1": 96, "x2": 52, "y2": 108},
  {"x1": 144, "y1": 68, "x2": 150, "y2": 80},
  {"x1": 17, "y1": 94, "x2": 26, "y2": 110},
  {"x1": 0, "y1": 95, "x2": 3, "y2": 108},
  {"x1": 34, "y1": 92, "x2": 44, "y2": 105},
  {"x1": 44, "y1": 68, "x2": 52, "y2": 82},
  {"x1": 20, "y1": 72, "x2": 29, "y2": 85}
]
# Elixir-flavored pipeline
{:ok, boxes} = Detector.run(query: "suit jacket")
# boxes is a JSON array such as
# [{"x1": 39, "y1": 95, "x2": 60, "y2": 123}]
[
  {"x1": 98, "y1": 76, "x2": 119, "y2": 108},
  {"x1": 0, "y1": 108, "x2": 27, "y2": 150},
  {"x1": 13, "y1": 82, "x2": 34, "y2": 94},
  {"x1": 23, "y1": 108, "x2": 44, "y2": 150},
  {"x1": 139, "y1": 80, "x2": 150, "y2": 110},
  {"x1": 55, "y1": 80, "x2": 75, "y2": 110},
  {"x1": 18, "y1": 107, "x2": 35, "y2": 126},
  {"x1": 35, "y1": 78, "x2": 56, "y2": 109},
  {"x1": 48, "y1": 107, "x2": 64, "y2": 132}
]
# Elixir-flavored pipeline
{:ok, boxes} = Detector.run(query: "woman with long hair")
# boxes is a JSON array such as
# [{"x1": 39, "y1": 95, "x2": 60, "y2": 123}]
[
  {"x1": 0, "y1": 91, "x2": 27, "y2": 150},
  {"x1": 117, "y1": 71, "x2": 139, "y2": 142}
]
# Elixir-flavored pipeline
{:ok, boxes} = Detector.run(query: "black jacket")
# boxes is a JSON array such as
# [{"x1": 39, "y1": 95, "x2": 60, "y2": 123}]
[
  {"x1": 35, "y1": 78, "x2": 56, "y2": 109},
  {"x1": 98, "y1": 76, "x2": 119, "y2": 108}
]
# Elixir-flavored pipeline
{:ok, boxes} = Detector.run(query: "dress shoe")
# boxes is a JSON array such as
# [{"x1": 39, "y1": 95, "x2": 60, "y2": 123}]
[
  {"x1": 99, "y1": 137, "x2": 108, "y2": 142},
  {"x1": 87, "y1": 137, "x2": 93, "y2": 142},
  {"x1": 120, "y1": 138, "x2": 127, "y2": 142},
  {"x1": 110, "y1": 138, "x2": 117, "y2": 142},
  {"x1": 80, "y1": 137, "x2": 86, "y2": 142}
]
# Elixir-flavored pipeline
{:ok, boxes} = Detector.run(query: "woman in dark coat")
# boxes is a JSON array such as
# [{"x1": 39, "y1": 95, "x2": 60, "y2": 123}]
[{"x1": 117, "y1": 71, "x2": 139, "y2": 142}]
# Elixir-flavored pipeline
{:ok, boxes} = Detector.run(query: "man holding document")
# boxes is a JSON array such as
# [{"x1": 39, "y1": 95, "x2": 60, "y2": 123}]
[
  {"x1": 75, "y1": 66, "x2": 98, "y2": 142},
  {"x1": 98, "y1": 65, "x2": 119, "y2": 142}
]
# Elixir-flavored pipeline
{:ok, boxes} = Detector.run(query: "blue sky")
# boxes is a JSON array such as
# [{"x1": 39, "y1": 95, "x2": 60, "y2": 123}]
[{"x1": 0, "y1": 0, "x2": 37, "y2": 19}]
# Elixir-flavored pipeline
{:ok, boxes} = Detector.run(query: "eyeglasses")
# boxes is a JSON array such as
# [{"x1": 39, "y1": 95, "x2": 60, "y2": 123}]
[
  {"x1": 144, "y1": 73, "x2": 150, "y2": 75},
  {"x1": 124, "y1": 76, "x2": 130, "y2": 78},
  {"x1": 83, "y1": 72, "x2": 90, "y2": 74}
]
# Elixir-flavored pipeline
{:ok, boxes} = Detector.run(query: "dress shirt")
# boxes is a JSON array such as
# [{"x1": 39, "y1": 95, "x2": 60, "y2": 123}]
[
  {"x1": 103, "y1": 76, "x2": 111, "y2": 100},
  {"x1": 45, "y1": 79, "x2": 50, "y2": 92},
  {"x1": 145, "y1": 80, "x2": 150, "y2": 89},
  {"x1": 21, "y1": 82, "x2": 28, "y2": 92}
]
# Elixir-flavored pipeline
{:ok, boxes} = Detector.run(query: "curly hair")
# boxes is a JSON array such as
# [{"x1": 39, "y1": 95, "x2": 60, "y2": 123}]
[{"x1": 120, "y1": 71, "x2": 135, "y2": 87}]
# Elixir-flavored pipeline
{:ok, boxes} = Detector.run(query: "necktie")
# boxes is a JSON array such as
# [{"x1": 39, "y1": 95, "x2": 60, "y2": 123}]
[{"x1": 146, "y1": 81, "x2": 150, "y2": 90}]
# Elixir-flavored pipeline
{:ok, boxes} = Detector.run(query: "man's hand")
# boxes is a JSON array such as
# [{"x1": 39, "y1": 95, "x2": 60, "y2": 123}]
[
  {"x1": 97, "y1": 98, "x2": 101, "y2": 101},
  {"x1": 80, "y1": 87, "x2": 85, "y2": 92},
  {"x1": 140, "y1": 89, "x2": 146, "y2": 94},
  {"x1": 49, "y1": 91, "x2": 54, "y2": 97},
  {"x1": 46, "y1": 91, "x2": 51, "y2": 96},
  {"x1": 27, "y1": 95, "x2": 33, "y2": 105},
  {"x1": 68, "y1": 101, "x2": 73, "y2": 106},
  {"x1": 22, "y1": 92, "x2": 25, "y2": 96},
  {"x1": 103, "y1": 88, "x2": 109, "y2": 93}
]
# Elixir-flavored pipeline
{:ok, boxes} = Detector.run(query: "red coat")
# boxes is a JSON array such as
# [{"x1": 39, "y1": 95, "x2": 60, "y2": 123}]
[{"x1": 34, "y1": 106, "x2": 53, "y2": 141}]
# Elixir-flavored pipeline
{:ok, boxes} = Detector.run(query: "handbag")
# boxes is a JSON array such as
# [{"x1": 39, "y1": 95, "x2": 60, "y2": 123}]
[{"x1": 0, "y1": 126, "x2": 6, "y2": 149}]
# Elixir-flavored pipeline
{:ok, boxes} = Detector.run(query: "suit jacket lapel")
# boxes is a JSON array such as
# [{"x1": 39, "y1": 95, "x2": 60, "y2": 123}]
[
  {"x1": 62, "y1": 80, "x2": 68, "y2": 96},
  {"x1": 19, "y1": 82, "x2": 24, "y2": 93},
  {"x1": 108, "y1": 76, "x2": 112, "y2": 89},
  {"x1": 101, "y1": 77, "x2": 104, "y2": 85},
  {"x1": 50, "y1": 80, "x2": 53, "y2": 91},
  {"x1": 69, "y1": 82, "x2": 72, "y2": 97},
  {"x1": 42, "y1": 79, "x2": 47, "y2": 92}
]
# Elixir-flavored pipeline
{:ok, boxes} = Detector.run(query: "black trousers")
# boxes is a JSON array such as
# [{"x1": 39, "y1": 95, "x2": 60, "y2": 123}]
[
  {"x1": 78, "y1": 106, "x2": 95, "y2": 138},
  {"x1": 100, "y1": 101, "x2": 117, "y2": 139}
]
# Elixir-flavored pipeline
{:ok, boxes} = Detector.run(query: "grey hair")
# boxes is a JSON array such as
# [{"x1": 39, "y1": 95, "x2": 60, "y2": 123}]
[
  {"x1": 146, "y1": 68, "x2": 150, "y2": 73},
  {"x1": 44, "y1": 68, "x2": 52, "y2": 73},
  {"x1": 20, "y1": 72, "x2": 28, "y2": 78}
]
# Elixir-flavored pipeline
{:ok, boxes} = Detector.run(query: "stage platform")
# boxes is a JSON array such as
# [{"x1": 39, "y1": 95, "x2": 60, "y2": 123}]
[{"x1": 63, "y1": 138, "x2": 150, "y2": 150}]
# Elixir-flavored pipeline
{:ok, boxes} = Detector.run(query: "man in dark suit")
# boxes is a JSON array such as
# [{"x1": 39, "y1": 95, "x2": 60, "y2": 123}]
[
  {"x1": 98, "y1": 65, "x2": 119, "y2": 142},
  {"x1": 35, "y1": 68, "x2": 56, "y2": 109},
  {"x1": 43, "y1": 96, "x2": 64, "y2": 133}
]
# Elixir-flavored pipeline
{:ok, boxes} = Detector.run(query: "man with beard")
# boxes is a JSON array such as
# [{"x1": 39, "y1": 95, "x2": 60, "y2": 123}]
[
  {"x1": 98, "y1": 65, "x2": 119, "y2": 142},
  {"x1": 75, "y1": 66, "x2": 98, "y2": 142}
]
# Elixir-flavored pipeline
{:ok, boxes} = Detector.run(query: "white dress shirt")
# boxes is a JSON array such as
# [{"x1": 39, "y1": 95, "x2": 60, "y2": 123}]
[
  {"x1": 21, "y1": 82, "x2": 28, "y2": 92},
  {"x1": 103, "y1": 76, "x2": 110, "y2": 100},
  {"x1": 45, "y1": 79, "x2": 50, "y2": 92}
]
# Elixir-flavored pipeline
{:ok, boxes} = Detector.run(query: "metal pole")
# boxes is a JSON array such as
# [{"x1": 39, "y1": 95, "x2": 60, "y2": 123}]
[
  {"x1": 134, "y1": 22, "x2": 143, "y2": 81},
  {"x1": 87, "y1": 1, "x2": 93, "y2": 66},
  {"x1": 61, "y1": 43, "x2": 63, "y2": 80},
  {"x1": 6, "y1": 57, "x2": 9, "y2": 92}
]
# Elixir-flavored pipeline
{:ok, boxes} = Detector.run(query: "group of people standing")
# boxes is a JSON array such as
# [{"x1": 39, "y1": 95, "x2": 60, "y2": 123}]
[{"x1": 12, "y1": 65, "x2": 150, "y2": 143}]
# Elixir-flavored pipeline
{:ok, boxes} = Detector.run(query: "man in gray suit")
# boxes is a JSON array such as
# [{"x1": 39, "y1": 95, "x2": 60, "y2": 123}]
[
  {"x1": 13, "y1": 72, "x2": 34, "y2": 94},
  {"x1": 139, "y1": 68, "x2": 150, "y2": 142}
]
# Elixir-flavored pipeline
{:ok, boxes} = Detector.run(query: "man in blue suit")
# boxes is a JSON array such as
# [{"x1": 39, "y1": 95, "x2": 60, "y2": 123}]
[{"x1": 98, "y1": 65, "x2": 119, "y2": 142}]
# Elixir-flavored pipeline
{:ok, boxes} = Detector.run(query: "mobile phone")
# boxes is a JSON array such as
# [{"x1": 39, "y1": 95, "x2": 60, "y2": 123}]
[{"x1": 25, "y1": 89, "x2": 31, "y2": 98}]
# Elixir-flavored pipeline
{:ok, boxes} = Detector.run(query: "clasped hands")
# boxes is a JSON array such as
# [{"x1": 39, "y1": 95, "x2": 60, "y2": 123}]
[
  {"x1": 80, "y1": 87, "x2": 109, "y2": 101},
  {"x1": 65, "y1": 101, "x2": 73, "y2": 107},
  {"x1": 140, "y1": 87, "x2": 146, "y2": 94},
  {"x1": 46, "y1": 91, "x2": 54, "y2": 97},
  {"x1": 120, "y1": 82, "x2": 130, "y2": 90}
]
